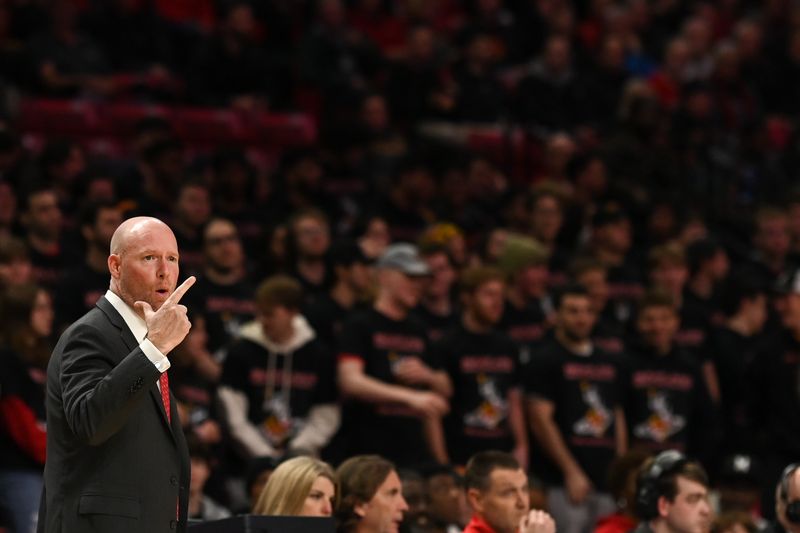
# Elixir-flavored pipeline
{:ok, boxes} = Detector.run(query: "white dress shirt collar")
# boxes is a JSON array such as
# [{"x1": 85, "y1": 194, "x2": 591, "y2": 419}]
[{"x1": 104, "y1": 289, "x2": 148, "y2": 343}]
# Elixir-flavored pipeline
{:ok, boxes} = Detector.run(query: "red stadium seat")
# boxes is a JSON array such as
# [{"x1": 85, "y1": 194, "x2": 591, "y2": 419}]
[
  {"x1": 252, "y1": 112, "x2": 317, "y2": 147},
  {"x1": 17, "y1": 99, "x2": 106, "y2": 137},
  {"x1": 103, "y1": 103, "x2": 172, "y2": 137},
  {"x1": 171, "y1": 108, "x2": 253, "y2": 144}
]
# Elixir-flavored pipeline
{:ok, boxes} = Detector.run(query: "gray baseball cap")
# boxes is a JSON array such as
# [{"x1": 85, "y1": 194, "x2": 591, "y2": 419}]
[{"x1": 375, "y1": 243, "x2": 431, "y2": 276}]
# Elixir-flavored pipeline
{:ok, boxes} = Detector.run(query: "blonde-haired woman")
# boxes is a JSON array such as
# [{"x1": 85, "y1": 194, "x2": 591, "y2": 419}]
[{"x1": 253, "y1": 456, "x2": 336, "y2": 517}]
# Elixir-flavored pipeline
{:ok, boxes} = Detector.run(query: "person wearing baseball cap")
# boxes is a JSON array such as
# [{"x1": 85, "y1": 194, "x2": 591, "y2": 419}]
[{"x1": 336, "y1": 243, "x2": 452, "y2": 466}]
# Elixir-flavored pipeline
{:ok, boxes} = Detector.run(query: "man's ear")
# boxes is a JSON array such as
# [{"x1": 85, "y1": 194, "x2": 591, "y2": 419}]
[
  {"x1": 108, "y1": 254, "x2": 121, "y2": 279},
  {"x1": 657, "y1": 495, "x2": 671, "y2": 519},
  {"x1": 467, "y1": 488, "x2": 484, "y2": 514},
  {"x1": 353, "y1": 501, "x2": 368, "y2": 518}
]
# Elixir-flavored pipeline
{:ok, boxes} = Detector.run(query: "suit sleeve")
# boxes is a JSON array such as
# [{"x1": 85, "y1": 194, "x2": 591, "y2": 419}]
[{"x1": 59, "y1": 322, "x2": 161, "y2": 446}]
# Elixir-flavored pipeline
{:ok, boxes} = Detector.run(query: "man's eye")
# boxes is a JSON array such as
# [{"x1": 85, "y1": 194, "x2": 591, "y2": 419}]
[{"x1": 144, "y1": 255, "x2": 154, "y2": 260}]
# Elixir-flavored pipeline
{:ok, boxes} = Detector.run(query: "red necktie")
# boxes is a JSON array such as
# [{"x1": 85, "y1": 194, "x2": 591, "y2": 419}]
[
  {"x1": 160, "y1": 371, "x2": 179, "y2": 521},
  {"x1": 160, "y1": 372, "x2": 171, "y2": 424}
]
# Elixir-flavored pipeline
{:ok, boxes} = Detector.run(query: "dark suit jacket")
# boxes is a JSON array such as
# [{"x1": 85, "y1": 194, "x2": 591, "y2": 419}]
[{"x1": 38, "y1": 296, "x2": 190, "y2": 533}]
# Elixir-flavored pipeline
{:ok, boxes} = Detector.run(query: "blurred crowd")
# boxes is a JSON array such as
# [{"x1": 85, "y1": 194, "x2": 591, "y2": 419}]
[{"x1": 2, "y1": 0, "x2": 800, "y2": 532}]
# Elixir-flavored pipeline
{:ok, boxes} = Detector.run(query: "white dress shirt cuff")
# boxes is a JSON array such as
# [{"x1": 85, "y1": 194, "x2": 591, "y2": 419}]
[{"x1": 141, "y1": 338, "x2": 171, "y2": 373}]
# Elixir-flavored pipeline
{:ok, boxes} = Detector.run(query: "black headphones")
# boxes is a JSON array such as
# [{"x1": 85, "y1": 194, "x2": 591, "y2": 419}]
[
  {"x1": 635, "y1": 450, "x2": 689, "y2": 521},
  {"x1": 780, "y1": 463, "x2": 800, "y2": 524}
]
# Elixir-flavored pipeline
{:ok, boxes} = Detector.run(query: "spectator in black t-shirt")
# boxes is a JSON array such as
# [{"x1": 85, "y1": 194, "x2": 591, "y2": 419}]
[
  {"x1": 170, "y1": 180, "x2": 212, "y2": 277},
  {"x1": 434, "y1": 266, "x2": 527, "y2": 467},
  {"x1": 584, "y1": 207, "x2": 644, "y2": 325},
  {"x1": 526, "y1": 284, "x2": 625, "y2": 533},
  {"x1": 185, "y1": 218, "x2": 256, "y2": 354},
  {"x1": 516, "y1": 34, "x2": 587, "y2": 134},
  {"x1": 170, "y1": 313, "x2": 223, "y2": 447},
  {"x1": 685, "y1": 239, "x2": 730, "y2": 328},
  {"x1": 20, "y1": 184, "x2": 75, "y2": 291},
  {"x1": 170, "y1": 314, "x2": 228, "y2": 507},
  {"x1": 648, "y1": 243, "x2": 720, "y2": 403},
  {"x1": 751, "y1": 269, "x2": 800, "y2": 518},
  {"x1": 285, "y1": 208, "x2": 332, "y2": 303},
  {"x1": 381, "y1": 159, "x2": 438, "y2": 243},
  {"x1": 218, "y1": 275, "x2": 339, "y2": 460},
  {"x1": 304, "y1": 240, "x2": 373, "y2": 351},
  {"x1": 55, "y1": 200, "x2": 122, "y2": 332},
  {"x1": 623, "y1": 291, "x2": 718, "y2": 463},
  {"x1": 337, "y1": 243, "x2": 451, "y2": 467},
  {"x1": 496, "y1": 234, "x2": 551, "y2": 366},
  {"x1": 413, "y1": 244, "x2": 458, "y2": 343},
  {"x1": 384, "y1": 24, "x2": 448, "y2": 128},
  {"x1": 707, "y1": 273, "x2": 767, "y2": 456},
  {"x1": 570, "y1": 259, "x2": 626, "y2": 356}
]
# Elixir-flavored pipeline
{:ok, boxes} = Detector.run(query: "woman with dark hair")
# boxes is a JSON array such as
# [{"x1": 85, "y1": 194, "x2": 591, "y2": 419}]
[
  {"x1": 0, "y1": 283, "x2": 54, "y2": 533},
  {"x1": 335, "y1": 455, "x2": 409, "y2": 533}
]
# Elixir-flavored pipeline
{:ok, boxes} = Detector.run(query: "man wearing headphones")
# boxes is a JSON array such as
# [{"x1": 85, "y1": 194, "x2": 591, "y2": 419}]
[
  {"x1": 775, "y1": 463, "x2": 800, "y2": 533},
  {"x1": 632, "y1": 450, "x2": 712, "y2": 533}
]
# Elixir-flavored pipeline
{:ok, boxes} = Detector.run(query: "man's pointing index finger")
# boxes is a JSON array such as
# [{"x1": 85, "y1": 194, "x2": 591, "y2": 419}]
[{"x1": 164, "y1": 275, "x2": 196, "y2": 306}]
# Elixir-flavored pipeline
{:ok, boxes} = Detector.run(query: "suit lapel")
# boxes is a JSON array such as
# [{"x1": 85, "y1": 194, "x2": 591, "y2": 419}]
[
  {"x1": 96, "y1": 296, "x2": 138, "y2": 355},
  {"x1": 96, "y1": 296, "x2": 177, "y2": 441}
]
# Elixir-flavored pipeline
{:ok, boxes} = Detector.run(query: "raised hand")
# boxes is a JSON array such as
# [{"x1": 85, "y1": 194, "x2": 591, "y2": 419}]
[
  {"x1": 135, "y1": 276, "x2": 196, "y2": 355},
  {"x1": 520, "y1": 510, "x2": 556, "y2": 533}
]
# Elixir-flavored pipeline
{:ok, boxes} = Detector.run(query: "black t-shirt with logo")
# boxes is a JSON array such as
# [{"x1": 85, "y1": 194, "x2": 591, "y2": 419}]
[
  {"x1": 185, "y1": 276, "x2": 257, "y2": 354},
  {"x1": 434, "y1": 322, "x2": 521, "y2": 465},
  {"x1": 337, "y1": 308, "x2": 439, "y2": 466},
  {"x1": 622, "y1": 344, "x2": 717, "y2": 459},
  {"x1": 525, "y1": 340, "x2": 624, "y2": 489}
]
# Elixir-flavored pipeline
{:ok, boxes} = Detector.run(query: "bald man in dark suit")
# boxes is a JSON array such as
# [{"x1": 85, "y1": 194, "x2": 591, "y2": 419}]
[{"x1": 38, "y1": 217, "x2": 196, "y2": 533}]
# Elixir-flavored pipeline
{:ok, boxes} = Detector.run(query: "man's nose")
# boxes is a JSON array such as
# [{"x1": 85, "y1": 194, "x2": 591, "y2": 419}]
[
  {"x1": 516, "y1": 490, "x2": 527, "y2": 508},
  {"x1": 399, "y1": 495, "x2": 409, "y2": 512}
]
